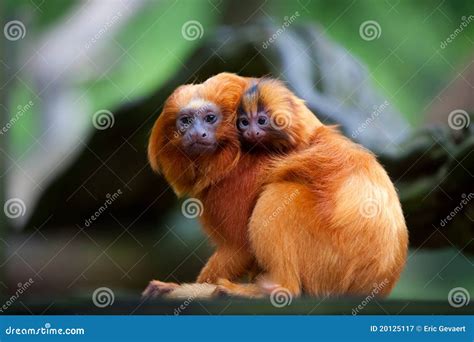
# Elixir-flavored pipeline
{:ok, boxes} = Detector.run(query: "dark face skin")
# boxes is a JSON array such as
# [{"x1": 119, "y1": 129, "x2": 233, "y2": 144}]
[
  {"x1": 176, "y1": 102, "x2": 221, "y2": 156},
  {"x1": 237, "y1": 111, "x2": 271, "y2": 146}
]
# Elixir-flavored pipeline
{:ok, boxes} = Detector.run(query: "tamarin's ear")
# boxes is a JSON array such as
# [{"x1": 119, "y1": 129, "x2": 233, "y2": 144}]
[
  {"x1": 147, "y1": 113, "x2": 165, "y2": 174},
  {"x1": 147, "y1": 84, "x2": 199, "y2": 174}
]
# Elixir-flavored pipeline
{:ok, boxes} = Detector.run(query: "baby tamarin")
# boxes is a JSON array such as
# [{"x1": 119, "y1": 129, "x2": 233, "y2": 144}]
[
  {"x1": 222, "y1": 79, "x2": 409, "y2": 297},
  {"x1": 145, "y1": 73, "x2": 320, "y2": 297}
]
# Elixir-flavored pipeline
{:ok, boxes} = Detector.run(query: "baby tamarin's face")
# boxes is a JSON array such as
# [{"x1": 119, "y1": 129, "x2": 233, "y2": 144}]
[
  {"x1": 237, "y1": 83, "x2": 271, "y2": 145},
  {"x1": 237, "y1": 80, "x2": 298, "y2": 153},
  {"x1": 237, "y1": 79, "x2": 321, "y2": 153}
]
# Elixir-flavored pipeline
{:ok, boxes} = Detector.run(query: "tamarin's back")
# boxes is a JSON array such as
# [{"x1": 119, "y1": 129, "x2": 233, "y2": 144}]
[{"x1": 249, "y1": 125, "x2": 408, "y2": 296}]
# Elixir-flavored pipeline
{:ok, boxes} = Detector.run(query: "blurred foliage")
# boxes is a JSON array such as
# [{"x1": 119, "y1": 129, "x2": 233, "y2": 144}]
[
  {"x1": 9, "y1": 76, "x2": 39, "y2": 155},
  {"x1": 7, "y1": 0, "x2": 474, "y2": 140},
  {"x1": 5, "y1": 0, "x2": 80, "y2": 30},
  {"x1": 6, "y1": 0, "x2": 220, "y2": 152},
  {"x1": 83, "y1": 0, "x2": 219, "y2": 111},
  {"x1": 265, "y1": 0, "x2": 474, "y2": 125}
]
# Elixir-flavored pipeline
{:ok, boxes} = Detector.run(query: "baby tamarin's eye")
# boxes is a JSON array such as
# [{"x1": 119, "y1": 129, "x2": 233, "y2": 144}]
[
  {"x1": 257, "y1": 116, "x2": 268, "y2": 126},
  {"x1": 238, "y1": 117, "x2": 250, "y2": 129}
]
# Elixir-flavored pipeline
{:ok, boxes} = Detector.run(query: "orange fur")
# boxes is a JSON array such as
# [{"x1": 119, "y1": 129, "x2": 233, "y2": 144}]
[
  {"x1": 147, "y1": 74, "x2": 408, "y2": 300},
  {"x1": 245, "y1": 128, "x2": 408, "y2": 297},
  {"x1": 238, "y1": 78, "x2": 322, "y2": 152},
  {"x1": 221, "y1": 82, "x2": 409, "y2": 298},
  {"x1": 148, "y1": 73, "x2": 265, "y2": 284}
]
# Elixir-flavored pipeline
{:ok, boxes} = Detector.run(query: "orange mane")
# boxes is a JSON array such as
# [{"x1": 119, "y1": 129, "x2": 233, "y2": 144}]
[{"x1": 148, "y1": 73, "x2": 250, "y2": 196}]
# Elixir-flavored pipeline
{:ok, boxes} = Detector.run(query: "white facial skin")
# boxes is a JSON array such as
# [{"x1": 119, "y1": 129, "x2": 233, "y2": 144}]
[{"x1": 176, "y1": 101, "x2": 222, "y2": 155}]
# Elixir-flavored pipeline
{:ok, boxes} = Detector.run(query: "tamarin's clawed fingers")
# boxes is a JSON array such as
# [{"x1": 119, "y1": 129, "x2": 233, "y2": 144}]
[
  {"x1": 141, "y1": 278, "x2": 281, "y2": 300},
  {"x1": 213, "y1": 279, "x2": 266, "y2": 298},
  {"x1": 142, "y1": 280, "x2": 218, "y2": 300},
  {"x1": 142, "y1": 280, "x2": 180, "y2": 299},
  {"x1": 145, "y1": 73, "x2": 408, "y2": 300}
]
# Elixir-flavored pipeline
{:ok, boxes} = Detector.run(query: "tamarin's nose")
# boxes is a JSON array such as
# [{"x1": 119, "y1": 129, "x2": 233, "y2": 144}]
[{"x1": 246, "y1": 128, "x2": 263, "y2": 142}]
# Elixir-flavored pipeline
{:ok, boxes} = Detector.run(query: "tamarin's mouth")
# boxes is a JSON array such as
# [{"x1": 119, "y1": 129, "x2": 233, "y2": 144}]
[
  {"x1": 191, "y1": 141, "x2": 215, "y2": 147},
  {"x1": 184, "y1": 141, "x2": 217, "y2": 155}
]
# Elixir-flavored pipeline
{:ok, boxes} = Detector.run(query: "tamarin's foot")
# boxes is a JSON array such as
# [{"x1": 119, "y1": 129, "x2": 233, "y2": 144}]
[
  {"x1": 212, "y1": 279, "x2": 266, "y2": 298},
  {"x1": 142, "y1": 280, "x2": 179, "y2": 298},
  {"x1": 257, "y1": 277, "x2": 281, "y2": 294}
]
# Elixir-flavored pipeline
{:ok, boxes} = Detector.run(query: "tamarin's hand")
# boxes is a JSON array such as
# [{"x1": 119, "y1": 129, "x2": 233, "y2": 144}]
[{"x1": 142, "y1": 280, "x2": 217, "y2": 300}]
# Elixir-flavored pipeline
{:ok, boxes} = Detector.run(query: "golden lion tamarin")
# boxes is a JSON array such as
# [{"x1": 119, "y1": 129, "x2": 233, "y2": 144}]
[
  {"x1": 144, "y1": 73, "x2": 320, "y2": 298},
  {"x1": 146, "y1": 73, "x2": 261, "y2": 292},
  {"x1": 145, "y1": 74, "x2": 408, "y2": 299}
]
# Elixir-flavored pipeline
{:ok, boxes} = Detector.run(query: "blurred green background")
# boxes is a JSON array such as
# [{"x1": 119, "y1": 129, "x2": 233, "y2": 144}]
[{"x1": 1, "y1": 0, "x2": 473, "y2": 313}]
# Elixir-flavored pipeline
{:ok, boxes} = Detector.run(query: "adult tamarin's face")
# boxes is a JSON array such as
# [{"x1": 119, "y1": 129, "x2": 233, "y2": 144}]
[
  {"x1": 175, "y1": 99, "x2": 222, "y2": 156},
  {"x1": 152, "y1": 73, "x2": 245, "y2": 160},
  {"x1": 148, "y1": 73, "x2": 250, "y2": 196},
  {"x1": 170, "y1": 73, "x2": 248, "y2": 157}
]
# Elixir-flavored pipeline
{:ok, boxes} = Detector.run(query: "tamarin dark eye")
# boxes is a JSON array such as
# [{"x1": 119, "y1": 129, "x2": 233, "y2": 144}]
[
  {"x1": 257, "y1": 116, "x2": 267, "y2": 125},
  {"x1": 239, "y1": 118, "x2": 249, "y2": 127},
  {"x1": 180, "y1": 117, "x2": 192, "y2": 126},
  {"x1": 205, "y1": 114, "x2": 217, "y2": 123}
]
